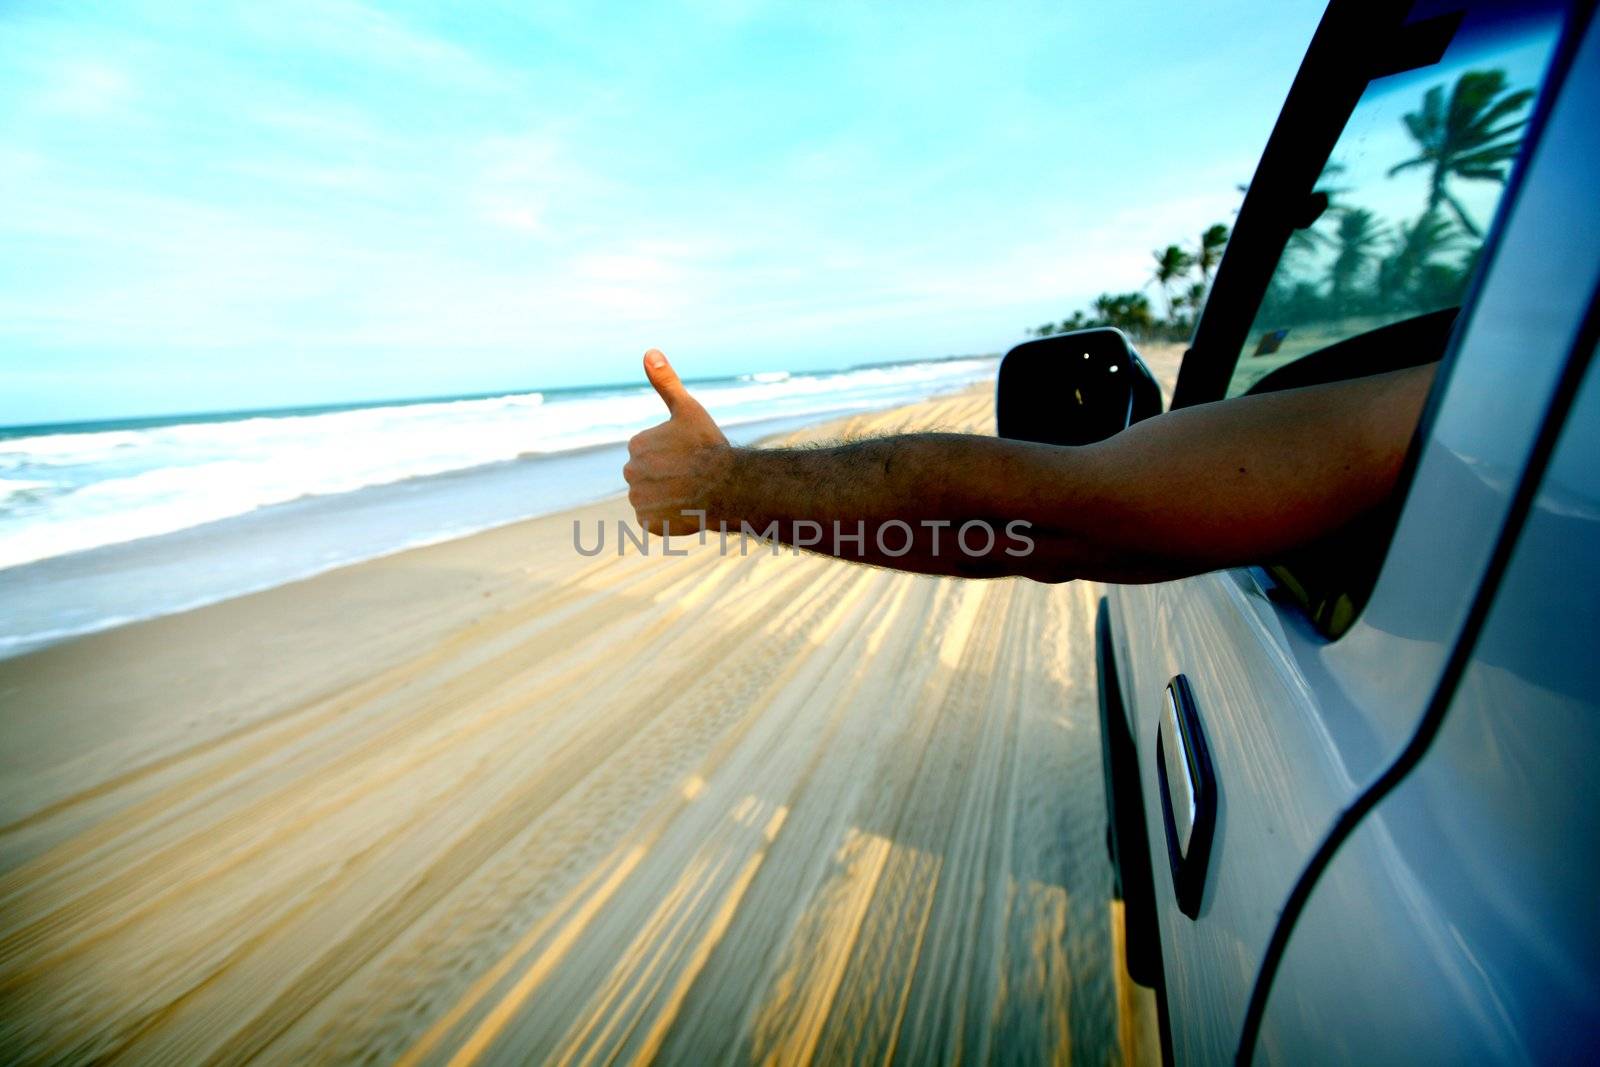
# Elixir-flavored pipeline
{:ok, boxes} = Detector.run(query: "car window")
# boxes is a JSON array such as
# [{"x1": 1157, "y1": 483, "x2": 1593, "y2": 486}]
[{"x1": 1226, "y1": 3, "x2": 1566, "y2": 399}]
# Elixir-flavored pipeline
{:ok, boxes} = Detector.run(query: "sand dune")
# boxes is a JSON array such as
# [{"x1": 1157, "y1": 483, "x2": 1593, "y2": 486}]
[{"x1": 0, "y1": 365, "x2": 1176, "y2": 1064}]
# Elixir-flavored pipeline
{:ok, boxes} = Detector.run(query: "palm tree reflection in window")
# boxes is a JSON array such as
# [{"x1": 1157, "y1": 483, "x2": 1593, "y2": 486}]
[
  {"x1": 1236, "y1": 66, "x2": 1535, "y2": 393},
  {"x1": 1328, "y1": 208, "x2": 1386, "y2": 310},
  {"x1": 1387, "y1": 70, "x2": 1535, "y2": 238}
]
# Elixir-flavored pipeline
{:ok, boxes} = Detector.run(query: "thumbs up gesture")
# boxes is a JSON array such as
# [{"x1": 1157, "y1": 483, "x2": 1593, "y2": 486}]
[{"x1": 624, "y1": 349, "x2": 731, "y2": 536}]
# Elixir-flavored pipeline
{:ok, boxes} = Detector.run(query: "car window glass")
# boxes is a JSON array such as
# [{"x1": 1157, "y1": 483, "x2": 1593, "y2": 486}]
[{"x1": 1227, "y1": 5, "x2": 1565, "y2": 398}]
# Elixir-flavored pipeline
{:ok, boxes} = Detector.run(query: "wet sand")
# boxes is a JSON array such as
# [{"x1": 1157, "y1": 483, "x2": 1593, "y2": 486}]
[{"x1": 0, "y1": 351, "x2": 1179, "y2": 1064}]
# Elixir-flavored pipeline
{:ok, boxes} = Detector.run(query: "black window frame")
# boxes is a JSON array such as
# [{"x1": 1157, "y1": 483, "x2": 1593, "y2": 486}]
[
  {"x1": 1173, "y1": 0, "x2": 1470, "y2": 409},
  {"x1": 1169, "y1": 0, "x2": 1580, "y2": 637}
]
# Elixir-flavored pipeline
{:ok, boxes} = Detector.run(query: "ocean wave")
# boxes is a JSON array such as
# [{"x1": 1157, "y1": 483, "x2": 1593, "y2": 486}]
[
  {"x1": 0, "y1": 476, "x2": 51, "y2": 498},
  {"x1": 0, "y1": 361, "x2": 994, "y2": 570}
]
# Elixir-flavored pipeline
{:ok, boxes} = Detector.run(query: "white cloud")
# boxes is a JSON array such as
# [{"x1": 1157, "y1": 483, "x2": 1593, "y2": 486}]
[
  {"x1": 40, "y1": 62, "x2": 133, "y2": 116},
  {"x1": 0, "y1": 0, "x2": 1323, "y2": 420}
]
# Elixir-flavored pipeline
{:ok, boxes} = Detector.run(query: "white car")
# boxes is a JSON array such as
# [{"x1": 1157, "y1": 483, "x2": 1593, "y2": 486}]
[{"x1": 998, "y1": 0, "x2": 1600, "y2": 1061}]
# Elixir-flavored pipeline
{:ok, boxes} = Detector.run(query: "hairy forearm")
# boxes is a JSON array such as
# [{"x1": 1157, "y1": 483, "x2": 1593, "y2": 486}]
[
  {"x1": 698, "y1": 435, "x2": 1094, "y2": 580},
  {"x1": 627, "y1": 347, "x2": 1435, "y2": 584},
  {"x1": 689, "y1": 365, "x2": 1435, "y2": 583}
]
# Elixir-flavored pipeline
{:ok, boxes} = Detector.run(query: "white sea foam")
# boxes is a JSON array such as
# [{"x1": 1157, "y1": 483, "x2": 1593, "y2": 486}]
[
  {"x1": 0, "y1": 477, "x2": 50, "y2": 499},
  {"x1": 0, "y1": 358, "x2": 994, "y2": 571}
]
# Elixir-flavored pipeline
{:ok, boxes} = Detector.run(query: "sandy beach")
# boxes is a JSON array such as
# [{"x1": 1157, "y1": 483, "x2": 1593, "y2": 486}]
[{"x1": 0, "y1": 353, "x2": 1180, "y2": 1064}]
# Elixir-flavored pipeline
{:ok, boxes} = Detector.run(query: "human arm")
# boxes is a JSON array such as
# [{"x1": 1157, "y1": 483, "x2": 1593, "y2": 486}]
[{"x1": 623, "y1": 349, "x2": 1437, "y2": 583}]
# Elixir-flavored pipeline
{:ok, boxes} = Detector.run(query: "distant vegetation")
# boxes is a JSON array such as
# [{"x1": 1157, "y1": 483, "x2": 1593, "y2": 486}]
[
  {"x1": 1027, "y1": 67, "x2": 1532, "y2": 346},
  {"x1": 1029, "y1": 223, "x2": 1230, "y2": 343}
]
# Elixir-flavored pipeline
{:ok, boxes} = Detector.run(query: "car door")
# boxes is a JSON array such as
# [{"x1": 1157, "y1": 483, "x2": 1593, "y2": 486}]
[
  {"x1": 1256, "y1": 318, "x2": 1600, "y2": 1065},
  {"x1": 1103, "y1": 1, "x2": 1588, "y2": 1060},
  {"x1": 1251, "y1": 11, "x2": 1600, "y2": 1063}
]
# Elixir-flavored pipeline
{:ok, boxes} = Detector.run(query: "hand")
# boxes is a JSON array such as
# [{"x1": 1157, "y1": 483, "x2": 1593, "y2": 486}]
[{"x1": 624, "y1": 349, "x2": 732, "y2": 536}]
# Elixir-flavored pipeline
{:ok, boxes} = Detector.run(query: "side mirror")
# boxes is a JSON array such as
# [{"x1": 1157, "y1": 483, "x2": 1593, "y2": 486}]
[{"x1": 996, "y1": 328, "x2": 1163, "y2": 446}]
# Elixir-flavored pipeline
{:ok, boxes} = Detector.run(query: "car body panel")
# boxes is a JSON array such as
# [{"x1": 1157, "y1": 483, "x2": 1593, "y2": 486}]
[
  {"x1": 1323, "y1": 7, "x2": 1600, "y2": 760},
  {"x1": 1109, "y1": 569, "x2": 1357, "y2": 1062},
  {"x1": 1100, "y1": 4, "x2": 1597, "y2": 1060},
  {"x1": 1256, "y1": 339, "x2": 1600, "y2": 1064}
]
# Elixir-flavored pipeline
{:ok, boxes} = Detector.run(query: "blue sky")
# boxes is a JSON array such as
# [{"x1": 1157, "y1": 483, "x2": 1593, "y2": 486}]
[{"x1": 0, "y1": 1, "x2": 1325, "y2": 424}]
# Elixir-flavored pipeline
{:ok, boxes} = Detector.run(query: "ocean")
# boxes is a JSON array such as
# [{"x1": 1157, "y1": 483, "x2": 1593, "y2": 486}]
[{"x1": 0, "y1": 356, "x2": 997, "y2": 654}]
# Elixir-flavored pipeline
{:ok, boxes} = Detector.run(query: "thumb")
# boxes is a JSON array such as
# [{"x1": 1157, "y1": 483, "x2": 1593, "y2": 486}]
[{"x1": 644, "y1": 348, "x2": 694, "y2": 416}]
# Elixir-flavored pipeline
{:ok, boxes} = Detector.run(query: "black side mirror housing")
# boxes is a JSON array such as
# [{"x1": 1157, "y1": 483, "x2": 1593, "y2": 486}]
[{"x1": 996, "y1": 328, "x2": 1163, "y2": 446}]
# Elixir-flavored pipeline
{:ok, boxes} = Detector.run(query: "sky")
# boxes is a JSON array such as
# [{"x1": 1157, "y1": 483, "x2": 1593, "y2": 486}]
[{"x1": 0, "y1": 0, "x2": 1326, "y2": 425}]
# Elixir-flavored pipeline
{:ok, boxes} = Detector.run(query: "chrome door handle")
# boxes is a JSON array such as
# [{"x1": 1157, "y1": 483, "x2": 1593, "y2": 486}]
[{"x1": 1157, "y1": 675, "x2": 1217, "y2": 919}]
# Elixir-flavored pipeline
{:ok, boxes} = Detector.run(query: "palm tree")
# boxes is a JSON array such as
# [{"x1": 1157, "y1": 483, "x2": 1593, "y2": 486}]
[
  {"x1": 1314, "y1": 161, "x2": 1350, "y2": 208},
  {"x1": 1327, "y1": 208, "x2": 1386, "y2": 308},
  {"x1": 1286, "y1": 223, "x2": 1330, "y2": 262},
  {"x1": 1196, "y1": 224, "x2": 1229, "y2": 284},
  {"x1": 1150, "y1": 244, "x2": 1193, "y2": 323},
  {"x1": 1281, "y1": 161, "x2": 1350, "y2": 266},
  {"x1": 1388, "y1": 69, "x2": 1534, "y2": 237},
  {"x1": 1379, "y1": 210, "x2": 1463, "y2": 309},
  {"x1": 1091, "y1": 293, "x2": 1119, "y2": 324},
  {"x1": 1184, "y1": 279, "x2": 1209, "y2": 322},
  {"x1": 1093, "y1": 292, "x2": 1155, "y2": 336},
  {"x1": 1034, "y1": 322, "x2": 1057, "y2": 338}
]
